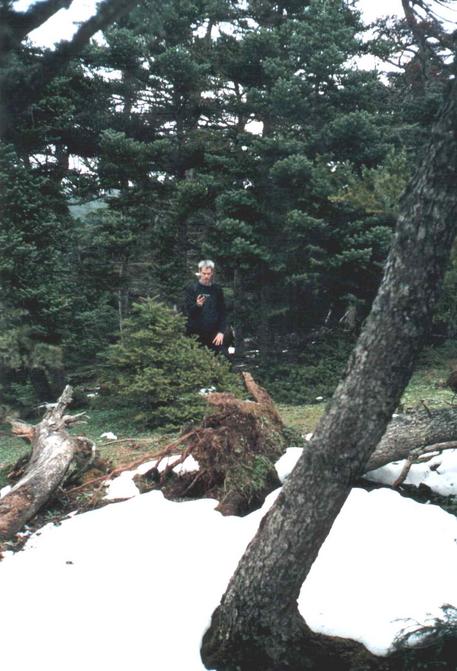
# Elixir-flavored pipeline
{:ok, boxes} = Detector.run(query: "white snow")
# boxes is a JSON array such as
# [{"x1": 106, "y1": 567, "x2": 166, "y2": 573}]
[
  {"x1": 1, "y1": 447, "x2": 457, "y2": 670},
  {"x1": 199, "y1": 386, "x2": 217, "y2": 395},
  {"x1": 0, "y1": 484, "x2": 12, "y2": 499},
  {"x1": 274, "y1": 447, "x2": 303, "y2": 483},
  {"x1": 365, "y1": 449, "x2": 457, "y2": 496},
  {"x1": 104, "y1": 455, "x2": 200, "y2": 500}
]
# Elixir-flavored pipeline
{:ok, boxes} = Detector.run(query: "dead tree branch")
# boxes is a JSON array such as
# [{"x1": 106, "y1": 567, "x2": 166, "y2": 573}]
[{"x1": 0, "y1": 385, "x2": 89, "y2": 542}]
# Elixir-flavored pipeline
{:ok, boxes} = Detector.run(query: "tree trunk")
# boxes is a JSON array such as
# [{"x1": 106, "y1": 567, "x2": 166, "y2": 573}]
[
  {"x1": 257, "y1": 274, "x2": 273, "y2": 362},
  {"x1": 201, "y1": 78, "x2": 457, "y2": 670},
  {"x1": 232, "y1": 267, "x2": 245, "y2": 356},
  {"x1": 366, "y1": 407, "x2": 457, "y2": 474},
  {"x1": 0, "y1": 386, "x2": 92, "y2": 542}
]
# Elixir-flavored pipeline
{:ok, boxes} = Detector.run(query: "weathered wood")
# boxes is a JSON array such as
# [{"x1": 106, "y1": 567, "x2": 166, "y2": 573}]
[
  {"x1": 0, "y1": 385, "x2": 92, "y2": 542},
  {"x1": 241, "y1": 371, "x2": 284, "y2": 425},
  {"x1": 366, "y1": 408, "x2": 457, "y2": 473},
  {"x1": 361, "y1": 409, "x2": 457, "y2": 473}
]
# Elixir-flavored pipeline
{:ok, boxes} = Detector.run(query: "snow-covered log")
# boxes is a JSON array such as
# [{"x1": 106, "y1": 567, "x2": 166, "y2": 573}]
[
  {"x1": 365, "y1": 408, "x2": 457, "y2": 477},
  {"x1": 0, "y1": 386, "x2": 93, "y2": 542}
]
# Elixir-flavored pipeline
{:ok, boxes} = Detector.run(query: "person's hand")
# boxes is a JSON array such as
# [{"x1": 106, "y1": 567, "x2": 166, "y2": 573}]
[
  {"x1": 196, "y1": 294, "x2": 206, "y2": 307},
  {"x1": 213, "y1": 332, "x2": 224, "y2": 346}
]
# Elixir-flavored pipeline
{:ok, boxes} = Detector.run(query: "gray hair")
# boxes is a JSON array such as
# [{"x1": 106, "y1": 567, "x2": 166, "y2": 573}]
[{"x1": 198, "y1": 259, "x2": 215, "y2": 270}]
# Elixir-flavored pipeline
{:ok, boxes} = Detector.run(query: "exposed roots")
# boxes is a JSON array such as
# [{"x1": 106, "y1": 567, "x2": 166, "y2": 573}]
[{"x1": 138, "y1": 374, "x2": 288, "y2": 515}]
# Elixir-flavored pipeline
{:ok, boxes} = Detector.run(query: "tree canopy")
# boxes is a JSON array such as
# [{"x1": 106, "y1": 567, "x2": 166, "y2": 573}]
[{"x1": 1, "y1": 0, "x2": 455, "y2": 410}]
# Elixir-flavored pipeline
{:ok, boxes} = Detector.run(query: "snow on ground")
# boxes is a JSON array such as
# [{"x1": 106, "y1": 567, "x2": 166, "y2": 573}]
[
  {"x1": 365, "y1": 449, "x2": 457, "y2": 496},
  {"x1": 103, "y1": 455, "x2": 200, "y2": 500},
  {"x1": 1, "y1": 447, "x2": 457, "y2": 670},
  {"x1": 299, "y1": 487, "x2": 457, "y2": 655}
]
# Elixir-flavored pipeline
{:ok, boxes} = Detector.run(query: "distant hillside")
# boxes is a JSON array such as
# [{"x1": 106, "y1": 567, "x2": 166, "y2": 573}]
[{"x1": 68, "y1": 190, "x2": 119, "y2": 219}]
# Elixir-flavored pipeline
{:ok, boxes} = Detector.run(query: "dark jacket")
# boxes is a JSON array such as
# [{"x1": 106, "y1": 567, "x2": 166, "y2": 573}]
[{"x1": 185, "y1": 281, "x2": 227, "y2": 337}]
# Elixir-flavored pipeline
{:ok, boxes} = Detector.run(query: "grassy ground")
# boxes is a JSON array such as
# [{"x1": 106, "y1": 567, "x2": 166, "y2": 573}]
[
  {"x1": 1, "y1": 341, "x2": 456, "y2": 489},
  {"x1": 0, "y1": 406, "x2": 180, "y2": 489},
  {"x1": 278, "y1": 341, "x2": 457, "y2": 434}
]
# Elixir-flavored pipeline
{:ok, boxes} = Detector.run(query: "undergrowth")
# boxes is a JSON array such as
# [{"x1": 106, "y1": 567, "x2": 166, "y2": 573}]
[
  {"x1": 254, "y1": 330, "x2": 355, "y2": 404},
  {"x1": 2, "y1": 338, "x2": 457, "y2": 490}
]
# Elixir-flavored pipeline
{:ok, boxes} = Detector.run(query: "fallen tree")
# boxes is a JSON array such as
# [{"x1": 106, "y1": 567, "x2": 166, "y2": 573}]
[
  {"x1": 0, "y1": 386, "x2": 94, "y2": 542},
  {"x1": 144, "y1": 394, "x2": 457, "y2": 509},
  {"x1": 365, "y1": 407, "x2": 457, "y2": 485},
  {"x1": 134, "y1": 372, "x2": 287, "y2": 516},
  {"x1": 4, "y1": 375, "x2": 457, "y2": 543},
  {"x1": 0, "y1": 372, "x2": 288, "y2": 538}
]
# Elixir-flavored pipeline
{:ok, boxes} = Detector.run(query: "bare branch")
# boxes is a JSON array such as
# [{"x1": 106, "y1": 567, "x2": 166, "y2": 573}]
[
  {"x1": 388, "y1": 440, "x2": 457, "y2": 488},
  {"x1": 61, "y1": 412, "x2": 88, "y2": 426},
  {"x1": 1, "y1": 0, "x2": 141, "y2": 137},
  {"x1": 417, "y1": 439, "x2": 457, "y2": 455},
  {"x1": 401, "y1": 0, "x2": 456, "y2": 53},
  {"x1": 48, "y1": 0, "x2": 139, "y2": 64},
  {"x1": 45, "y1": 384, "x2": 73, "y2": 422},
  {"x1": 392, "y1": 456, "x2": 415, "y2": 487},
  {"x1": 7, "y1": 419, "x2": 35, "y2": 443},
  {"x1": 2, "y1": 0, "x2": 74, "y2": 47}
]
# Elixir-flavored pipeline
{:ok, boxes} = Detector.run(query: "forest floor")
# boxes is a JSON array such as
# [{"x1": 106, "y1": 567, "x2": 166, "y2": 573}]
[
  {"x1": 278, "y1": 340, "x2": 457, "y2": 432},
  {"x1": 1, "y1": 341, "x2": 457, "y2": 490}
]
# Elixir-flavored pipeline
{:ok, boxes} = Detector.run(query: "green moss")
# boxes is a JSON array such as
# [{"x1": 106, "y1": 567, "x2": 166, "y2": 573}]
[
  {"x1": 0, "y1": 428, "x2": 30, "y2": 487},
  {"x1": 224, "y1": 454, "x2": 280, "y2": 505}
]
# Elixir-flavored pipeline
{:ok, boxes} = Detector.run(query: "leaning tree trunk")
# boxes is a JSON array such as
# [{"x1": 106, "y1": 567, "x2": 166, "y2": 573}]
[
  {"x1": 0, "y1": 386, "x2": 92, "y2": 542},
  {"x1": 201, "y1": 80, "x2": 457, "y2": 669}
]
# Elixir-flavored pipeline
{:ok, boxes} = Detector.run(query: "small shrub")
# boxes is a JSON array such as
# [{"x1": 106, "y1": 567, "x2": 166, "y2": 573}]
[{"x1": 97, "y1": 299, "x2": 241, "y2": 428}]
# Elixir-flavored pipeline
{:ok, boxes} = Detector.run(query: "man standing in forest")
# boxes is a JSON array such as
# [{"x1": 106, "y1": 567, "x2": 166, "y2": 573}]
[{"x1": 185, "y1": 259, "x2": 226, "y2": 354}]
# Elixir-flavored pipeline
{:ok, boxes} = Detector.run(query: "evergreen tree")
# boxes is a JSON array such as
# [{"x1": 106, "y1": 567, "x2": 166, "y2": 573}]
[
  {"x1": 98, "y1": 298, "x2": 239, "y2": 428},
  {"x1": 2, "y1": 0, "x2": 454, "y2": 412},
  {"x1": 199, "y1": 0, "x2": 401, "y2": 348},
  {"x1": 0, "y1": 143, "x2": 71, "y2": 407}
]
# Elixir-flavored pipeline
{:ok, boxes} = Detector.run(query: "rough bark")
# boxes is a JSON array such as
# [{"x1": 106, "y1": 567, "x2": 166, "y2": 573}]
[
  {"x1": 0, "y1": 385, "x2": 92, "y2": 542},
  {"x1": 366, "y1": 407, "x2": 457, "y2": 474},
  {"x1": 201, "y1": 77, "x2": 457, "y2": 670}
]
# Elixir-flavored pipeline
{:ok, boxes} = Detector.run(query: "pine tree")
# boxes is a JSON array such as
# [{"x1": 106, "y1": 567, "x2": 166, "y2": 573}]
[
  {"x1": 98, "y1": 298, "x2": 239, "y2": 428},
  {"x1": 0, "y1": 144, "x2": 72, "y2": 407}
]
